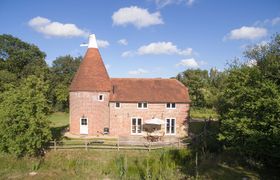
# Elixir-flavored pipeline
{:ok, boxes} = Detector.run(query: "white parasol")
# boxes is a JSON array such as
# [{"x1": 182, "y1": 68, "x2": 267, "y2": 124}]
[{"x1": 144, "y1": 118, "x2": 165, "y2": 125}]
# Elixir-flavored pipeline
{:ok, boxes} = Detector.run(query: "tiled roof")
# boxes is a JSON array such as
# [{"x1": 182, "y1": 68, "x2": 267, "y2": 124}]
[
  {"x1": 70, "y1": 48, "x2": 111, "y2": 92},
  {"x1": 110, "y1": 78, "x2": 190, "y2": 103}
]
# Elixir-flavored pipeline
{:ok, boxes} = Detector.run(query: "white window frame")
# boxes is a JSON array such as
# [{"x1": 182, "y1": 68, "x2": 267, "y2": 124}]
[
  {"x1": 131, "y1": 117, "x2": 143, "y2": 135},
  {"x1": 165, "y1": 118, "x2": 176, "y2": 135},
  {"x1": 137, "y1": 102, "x2": 148, "y2": 109},
  {"x1": 115, "y1": 102, "x2": 121, "y2": 109},
  {"x1": 98, "y1": 94, "x2": 104, "y2": 101},
  {"x1": 166, "y1": 103, "x2": 176, "y2": 109}
]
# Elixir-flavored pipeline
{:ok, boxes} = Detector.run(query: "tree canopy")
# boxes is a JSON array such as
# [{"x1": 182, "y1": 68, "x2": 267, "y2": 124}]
[
  {"x1": 217, "y1": 34, "x2": 280, "y2": 168},
  {"x1": 0, "y1": 34, "x2": 48, "y2": 79},
  {"x1": 0, "y1": 34, "x2": 81, "y2": 157},
  {"x1": 0, "y1": 76, "x2": 51, "y2": 157},
  {"x1": 49, "y1": 55, "x2": 81, "y2": 111}
]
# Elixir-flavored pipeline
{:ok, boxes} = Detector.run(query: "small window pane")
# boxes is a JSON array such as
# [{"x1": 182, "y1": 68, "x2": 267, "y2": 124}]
[
  {"x1": 166, "y1": 119, "x2": 170, "y2": 134},
  {"x1": 132, "y1": 118, "x2": 136, "y2": 133},
  {"x1": 171, "y1": 119, "x2": 175, "y2": 134},
  {"x1": 99, "y1": 95, "x2": 104, "y2": 101},
  {"x1": 132, "y1": 125, "x2": 136, "y2": 133},
  {"x1": 167, "y1": 103, "x2": 170, "y2": 108},
  {"x1": 172, "y1": 103, "x2": 176, "y2": 108},
  {"x1": 138, "y1": 103, "x2": 142, "y2": 108},
  {"x1": 138, "y1": 118, "x2": 142, "y2": 125},
  {"x1": 132, "y1": 118, "x2": 136, "y2": 125},
  {"x1": 116, "y1": 102, "x2": 120, "y2": 108},
  {"x1": 138, "y1": 119, "x2": 142, "y2": 133},
  {"x1": 143, "y1": 103, "x2": 147, "y2": 108},
  {"x1": 81, "y1": 119, "x2": 87, "y2": 125}
]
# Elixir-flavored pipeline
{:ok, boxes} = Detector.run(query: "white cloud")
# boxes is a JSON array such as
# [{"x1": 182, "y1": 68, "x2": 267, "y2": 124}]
[
  {"x1": 271, "y1": 17, "x2": 280, "y2": 26},
  {"x1": 144, "y1": 42, "x2": 191, "y2": 55},
  {"x1": 122, "y1": 42, "x2": 193, "y2": 57},
  {"x1": 97, "y1": 39, "x2": 110, "y2": 48},
  {"x1": 128, "y1": 68, "x2": 149, "y2": 75},
  {"x1": 154, "y1": 0, "x2": 195, "y2": 8},
  {"x1": 254, "y1": 16, "x2": 280, "y2": 26},
  {"x1": 28, "y1": 16, "x2": 89, "y2": 38},
  {"x1": 121, "y1": 51, "x2": 134, "y2": 58},
  {"x1": 112, "y1": 6, "x2": 163, "y2": 28},
  {"x1": 226, "y1": 26, "x2": 267, "y2": 40},
  {"x1": 176, "y1": 58, "x2": 200, "y2": 68},
  {"x1": 186, "y1": 0, "x2": 195, "y2": 6},
  {"x1": 118, "y1": 39, "x2": 128, "y2": 45},
  {"x1": 29, "y1": 16, "x2": 50, "y2": 26}
]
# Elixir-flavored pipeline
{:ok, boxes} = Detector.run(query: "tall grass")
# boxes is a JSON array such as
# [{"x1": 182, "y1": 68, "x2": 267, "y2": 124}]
[
  {"x1": 0, "y1": 149, "x2": 191, "y2": 179},
  {"x1": 0, "y1": 148, "x2": 263, "y2": 179}
]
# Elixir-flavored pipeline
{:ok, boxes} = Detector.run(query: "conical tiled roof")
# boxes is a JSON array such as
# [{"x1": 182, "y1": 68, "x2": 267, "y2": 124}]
[{"x1": 70, "y1": 35, "x2": 111, "y2": 92}]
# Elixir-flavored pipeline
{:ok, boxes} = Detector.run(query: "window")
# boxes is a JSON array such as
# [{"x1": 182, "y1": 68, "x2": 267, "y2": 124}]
[
  {"x1": 166, "y1": 118, "x2": 176, "y2": 135},
  {"x1": 98, "y1": 94, "x2": 104, "y2": 101},
  {"x1": 115, "y1": 102, "x2": 121, "y2": 108},
  {"x1": 137, "y1": 102, "x2": 148, "y2": 109},
  {"x1": 81, "y1": 118, "x2": 88, "y2": 125},
  {"x1": 166, "y1": 103, "x2": 176, "y2": 109},
  {"x1": 131, "y1": 118, "x2": 142, "y2": 134}
]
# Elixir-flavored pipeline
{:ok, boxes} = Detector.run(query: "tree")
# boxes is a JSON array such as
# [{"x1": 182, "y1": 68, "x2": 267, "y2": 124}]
[
  {"x1": 49, "y1": 55, "x2": 81, "y2": 111},
  {"x1": 217, "y1": 35, "x2": 280, "y2": 168},
  {"x1": 245, "y1": 33, "x2": 280, "y2": 86},
  {"x1": 176, "y1": 68, "x2": 225, "y2": 109},
  {"x1": 177, "y1": 69, "x2": 209, "y2": 107},
  {"x1": 0, "y1": 70, "x2": 17, "y2": 91},
  {"x1": 0, "y1": 76, "x2": 51, "y2": 157},
  {"x1": 0, "y1": 34, "x2": 48, "y2": 79}
]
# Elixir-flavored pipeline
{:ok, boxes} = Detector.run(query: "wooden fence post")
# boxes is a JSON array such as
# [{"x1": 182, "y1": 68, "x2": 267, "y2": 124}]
[
  {"x1": 117, "y1": 137, "x2": 120, "y2": 151},
  {"x1": 195, "y1": 152, "x2": 198, "y2": 179},
  {"x1": 54, "y1": 140, "x2": 57, "y2": 151},
  {"x1": 85, "y1": 139, "x2": 88, "y2": 151}
]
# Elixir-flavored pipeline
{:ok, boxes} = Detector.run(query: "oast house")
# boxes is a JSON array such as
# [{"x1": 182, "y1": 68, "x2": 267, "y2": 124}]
[{"x1": 69, "y1": 34, "x2": 190, "y2": 140}]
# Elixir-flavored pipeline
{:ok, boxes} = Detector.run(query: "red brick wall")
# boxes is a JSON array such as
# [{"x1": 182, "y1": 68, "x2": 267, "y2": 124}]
[
  {"x1": 69, "y1": 91, "x2": 110, "y2": 135},
  {"x1": 109, "y1": 102, "x2": 189, "y2": 137}
]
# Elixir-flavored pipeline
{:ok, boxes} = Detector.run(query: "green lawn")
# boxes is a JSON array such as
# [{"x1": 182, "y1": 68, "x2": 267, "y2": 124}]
[
  {"x1": 48, "y1": 112, "x2": 69, "y2": 140},
  {"x1": 190, "y1": 107, "x2": 219, "y2": 119},
  {"x1": 48, "y1": 112, "x2": 69, "y2": 128}
]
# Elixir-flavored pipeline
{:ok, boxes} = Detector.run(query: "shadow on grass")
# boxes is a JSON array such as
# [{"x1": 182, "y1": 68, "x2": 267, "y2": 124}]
[
  {"x1": 167, "y1": 148, "x2": 261, "y2": 179},
  {"x1": 51, "y1": 125, "x2": 68, "y2": 140}
]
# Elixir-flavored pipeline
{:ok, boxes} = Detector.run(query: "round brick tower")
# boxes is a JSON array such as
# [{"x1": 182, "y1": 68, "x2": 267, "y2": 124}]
[{"x1": 69, "y1": 34, "x2": 111, "y2": 136}]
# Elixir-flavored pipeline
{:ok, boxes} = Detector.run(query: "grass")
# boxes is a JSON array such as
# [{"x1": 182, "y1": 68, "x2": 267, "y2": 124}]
[
  {"x1": 48, "y1": 112, "x2": 69, "y2": 140},
  {"x1": 190, "y1": 107, "x2": 219, "y2": 119},
  {"x1": 0, "y1": 113, "x2": 269, "y2": 179},
  {"x1": 0, "y1": 149, "x2": 261, "y2": 180},
  {"x1": 48, "y1": 112, "x2": 69, "y2": 128}
]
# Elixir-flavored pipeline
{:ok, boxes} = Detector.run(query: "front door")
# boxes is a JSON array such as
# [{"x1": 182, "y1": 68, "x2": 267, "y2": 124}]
[{"x1": 80, "y1": 118, "x2": 88, "y2": 134}]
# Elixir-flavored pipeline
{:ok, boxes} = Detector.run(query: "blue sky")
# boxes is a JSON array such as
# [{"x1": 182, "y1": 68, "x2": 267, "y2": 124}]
[{"x1": 0, "y1": 0, "x2": 279, "y2": 78}]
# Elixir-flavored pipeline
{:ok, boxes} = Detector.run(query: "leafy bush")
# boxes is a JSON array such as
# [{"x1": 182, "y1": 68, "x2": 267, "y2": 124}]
[{"x1": 0, "y1": 76, "x2": 51, "y2": 157}]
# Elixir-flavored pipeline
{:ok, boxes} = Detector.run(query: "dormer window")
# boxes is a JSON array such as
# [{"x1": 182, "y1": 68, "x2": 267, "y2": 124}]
[
  {"x1": 138, "y1": 102, "x2": 148, "y2": 109},
  {"x1": 98, "y1": 94, "x2": 104, "y2": 101},
  {"x1": 166, "y1": 103, "x2": 176, "y2": 109}
]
